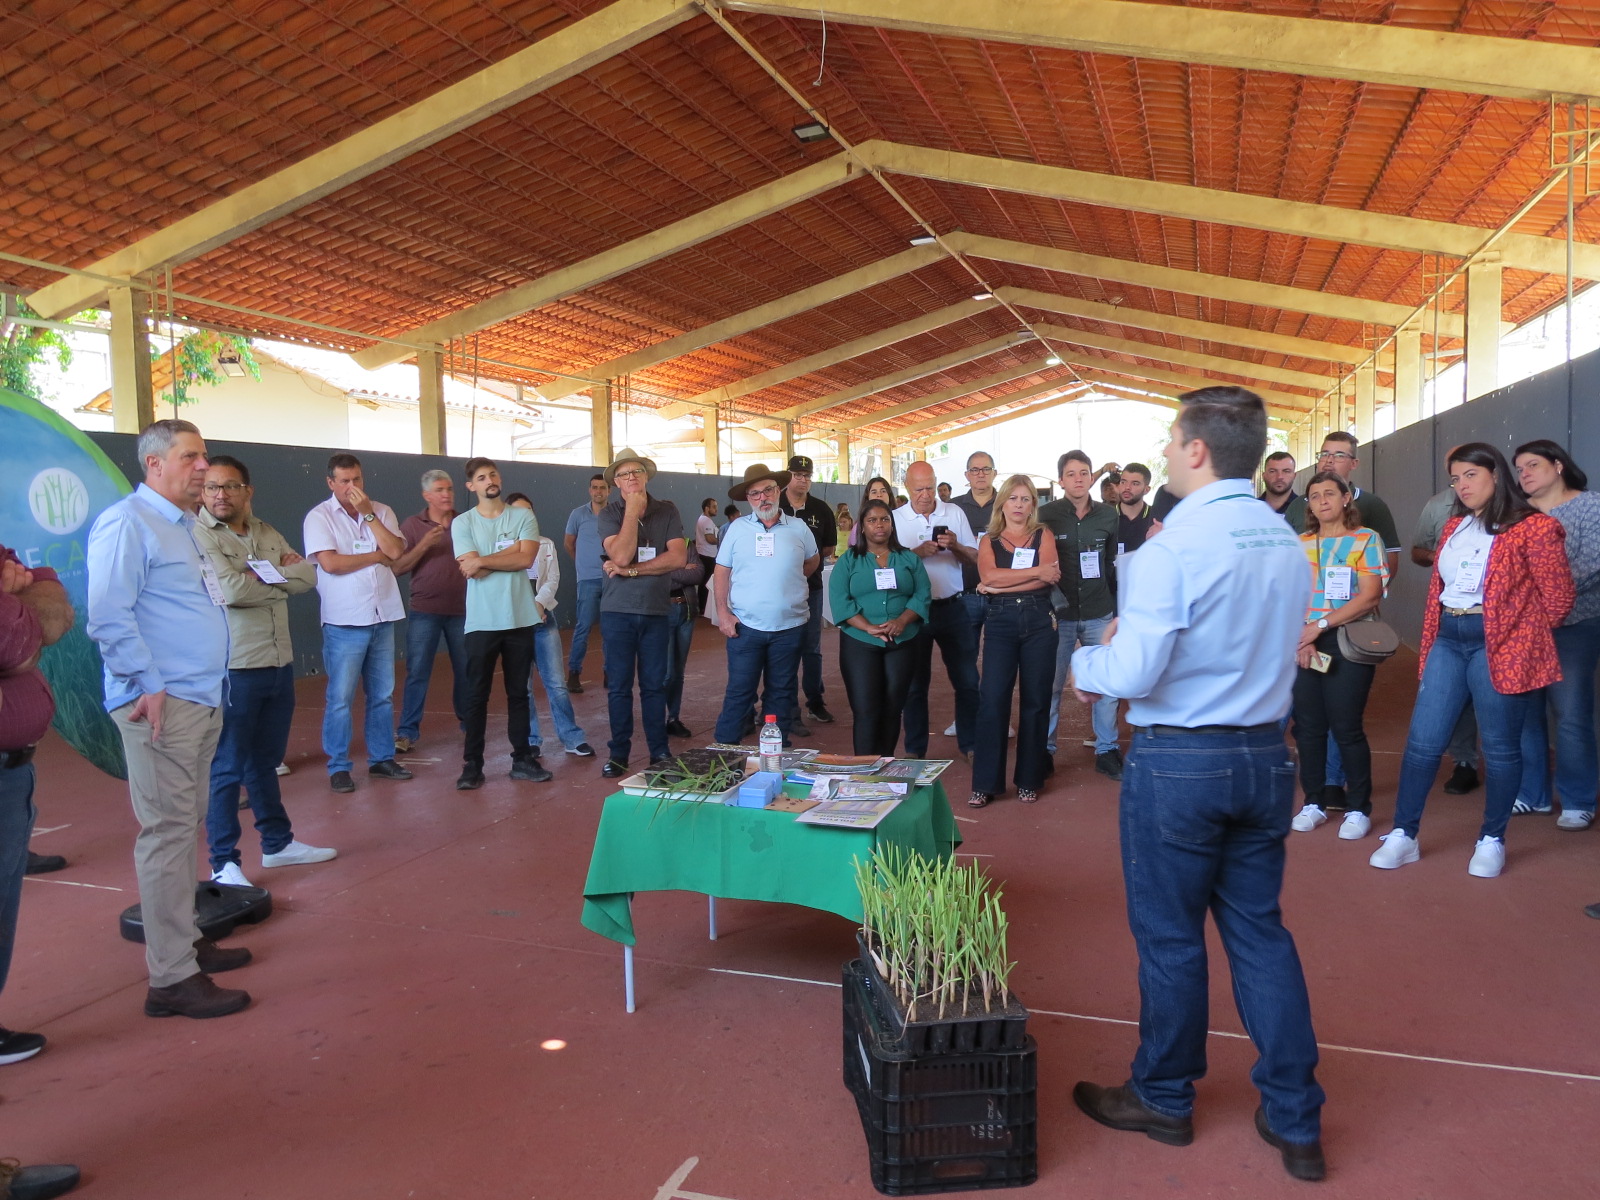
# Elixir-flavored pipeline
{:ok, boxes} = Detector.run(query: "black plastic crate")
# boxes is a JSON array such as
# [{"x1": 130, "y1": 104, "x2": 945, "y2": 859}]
[
  {"x1": 850, "y1": 1085, "x2": 1038, "y2": 1196},
  {"x1": 856, "y1": 935, "x2": 1029, "y2": 1055}
]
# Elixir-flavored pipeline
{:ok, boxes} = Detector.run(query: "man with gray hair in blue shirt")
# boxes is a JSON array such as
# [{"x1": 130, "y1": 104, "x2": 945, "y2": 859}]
[
  {"x1": 1068, "y1": 387, "x2": 1326, "y2": 1182},
  {"x1": 88, "y1": 419, "x2": 252, "y2": 1020}
]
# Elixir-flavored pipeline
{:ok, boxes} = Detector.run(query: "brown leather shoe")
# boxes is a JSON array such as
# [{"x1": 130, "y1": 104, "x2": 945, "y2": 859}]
[
  {"x1": 1255, "y1": 1107, "x2": 1326, "y2": 1181},
  {"x1": 144, "y1": 972, "x2": 251, "y2": 1019},
  {"x1": 1072, "y1": 1081, "x2": 1193, "y2": 1146},
  {"x1": 193, "y1": 937, "x2": 252, "y2": 974}
]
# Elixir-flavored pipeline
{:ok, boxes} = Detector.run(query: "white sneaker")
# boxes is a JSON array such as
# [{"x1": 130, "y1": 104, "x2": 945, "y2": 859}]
[
  {"x1": 211, "y1": 862, "x2": 253, "y2": 888},
  {"x1": 1081, "y1": 738, "x2": 1096, "y2": 748},
  {"x1": 1338, "y1": 812, "x2": 1372, "y2": 840},
  {"x1": 1290, "y1": 803, "x2": 1327, "y2": 832},
  {"x1": 1369, "y1": 830, "x2": 1420, "y2": 869},
  {"x1": 275, "y1": 762, "x2": 291, "y2": 776},
  {"x1": 1556, "y1": 810, "x2": 1595, "y2": 831},
  {"x1": 944, "y1": 722, "x2": 958, "y2": 736},
  {"x1": 1467, "y1": 835, "x2": 1506, "y2": 878},
  {"x1": 262, "y1": 840, "x2": 338, "y2": 869}
]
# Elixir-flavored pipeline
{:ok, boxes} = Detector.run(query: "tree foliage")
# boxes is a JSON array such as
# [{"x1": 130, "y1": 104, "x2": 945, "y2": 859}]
[
  {"x1": 1, "y1": 298, "x2": 73, "y2": 400},
  {"x1": 162, "y1": 328, "x2": 260, "y2": 405}
]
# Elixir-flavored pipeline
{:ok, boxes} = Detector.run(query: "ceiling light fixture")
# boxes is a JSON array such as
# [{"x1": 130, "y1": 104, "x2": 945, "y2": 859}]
[
  {"x1": 216, "y1": 351, "x2": 247, "y2": 377},
  {"x1": 792, "y1": 121, "x2": 830, "y2": 143},
  {"x1": 909, "y1": 234, "x2": 937, "y2": 246},
  {"x1": 1045, "y1": 355, "x2": 1063, "y2": 366},
  {"x1": 972, "y1": 291, "x2": 993, "y2": 301}
]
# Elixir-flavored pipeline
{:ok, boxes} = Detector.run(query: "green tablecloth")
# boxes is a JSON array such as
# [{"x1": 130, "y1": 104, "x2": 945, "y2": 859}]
[{"x1": 580, "y1": 782, "x2": 959, "y2": 945}]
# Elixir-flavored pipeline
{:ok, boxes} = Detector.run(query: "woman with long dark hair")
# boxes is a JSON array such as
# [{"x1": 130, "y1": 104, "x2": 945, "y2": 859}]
[
  {"x1": 1512, "y1": 439, "x2": 1600, "y2": 829},
  {"x1": 1289, "y1": 472, "x2": 1387, "y2": 840},
  {"x1": 828, "y1": 498, "x2": 931, "y2": 755},
  {"x1": 969, "y1": 475, "x2": 1060, "y2": 808},
  {"x1": 848, "y1": 476, "x2": 894, "y2": 547},
  {"x1": 1370, "y1": 444, "x2": 1573, "y2": 878}
]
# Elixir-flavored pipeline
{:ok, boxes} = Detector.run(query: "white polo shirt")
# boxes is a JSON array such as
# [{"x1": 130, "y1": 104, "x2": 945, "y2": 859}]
[
  {"x1": 303, "y1": 496, "x2": 406, "y2": 626},
  {"x1": 892, "y1": 500, "x2": 977, "y2": 600}
]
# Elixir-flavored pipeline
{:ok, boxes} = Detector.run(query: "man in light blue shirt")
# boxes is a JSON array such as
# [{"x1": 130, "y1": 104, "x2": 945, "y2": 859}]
[
  {"x1": 1068, "y1": 387, "x2": 1326, "y2": 1182},
  {"x1": 562, "y1": 473, "x2": 609, "y2": 693},
  {"x1": 87, "y1": 419, "x2": 251, "y2": 1020},
  {"x1": 711, "y1": 464, "x2": 819, "y2": 744}
]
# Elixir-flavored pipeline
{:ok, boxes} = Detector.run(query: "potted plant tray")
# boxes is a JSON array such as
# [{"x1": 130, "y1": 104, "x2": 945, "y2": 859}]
[
  {"x1": 618, "y1": 747, "x2": 753, "y2": 803},
  {"x1": 857, "y1": 932, "x2": 1029, "y2": 1056}
]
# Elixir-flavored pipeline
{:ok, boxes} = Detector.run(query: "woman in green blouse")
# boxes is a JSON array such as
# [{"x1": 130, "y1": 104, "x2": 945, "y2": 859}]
[{"x1": 828, "y1": 498, "x2": 932, "y2": 755}]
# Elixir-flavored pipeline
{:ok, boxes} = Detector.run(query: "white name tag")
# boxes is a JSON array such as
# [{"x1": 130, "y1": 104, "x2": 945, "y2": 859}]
[
  {"x1": 353, "y1": 536, "x2": 374, "y2": 554},
  {"x1": 1453, "y1": 556, "x2": 1486, "y2": 593},
  {"x1": 494, "y1": 538, "x2": 515, "y2": 553},
  {"x1": 1324, "y1": 566, "x2": 1353, "y2": 603},
  {"x1": 1116, "y1": 542, "x2": 1126, "y2": 557},
  {"x1": 755, "y1": 533, "x2": 775, "y2": 558},
  {"x1": 873, "y1": 567, "x2": 897, "y2": 590},
  {"x1": 1011, "y1": 548, "x2": 1036, "y2": 569},
  {"x1": 1079, "y1": 550, "x2": 1101, "y2": 579},
  {"x1": 198, "y1": 558, "x2": 227, "y2": 606},
  {"x1": 247, "y1": 558, "x2": 288, "y2": 584},
  {"x1": 637, "y1": 546, "x2": 657, "y2": 562}
]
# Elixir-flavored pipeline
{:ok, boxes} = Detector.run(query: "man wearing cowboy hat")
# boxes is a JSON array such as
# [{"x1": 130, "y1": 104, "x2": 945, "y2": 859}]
[
  {"x1": 712, "y1": 464, "x2": 820, "y2": 746},
  {"x1": 596, "y1": 450, "x2": 688, "y2": 779}
]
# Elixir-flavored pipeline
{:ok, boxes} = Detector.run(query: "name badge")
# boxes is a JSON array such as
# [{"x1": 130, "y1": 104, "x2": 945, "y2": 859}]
[
  {"x1": 198, "y1": 558, "x2": 227, "y2": 606},
  {"x1": 755, "y1": 533, "x2": 775, "y2": 558},
  {"x1": 873, "y1": 567, "x2": 897, "y2": 590},
  {"x1": 1011, "y1": 548, "x2": 1036, "y2": 569},
  {"x1": 494, "y1": 538, "x2": 515, "y2": 553},
  {"x1": 1324, "y1": 566, "x2": 1353, "y2": 603},
  {"x1": 353, "y1": 536, "x2": 375, "y2": 554},
  {"x1": 1453, "y1": 555, "x2": 1485, "y2": 593},
  {"x1": 247, "y1": 558, "x2": 288, "y2": 585},
  {"x1": 637, "y1": 545, "x2": 657, "y2": 562},
  {"x1": 1079, "y1": 550, "x2": 1101, "y2": 579},
  {"x1": 1116, "y1": 542, "x2": 1126, "y2": 557}
]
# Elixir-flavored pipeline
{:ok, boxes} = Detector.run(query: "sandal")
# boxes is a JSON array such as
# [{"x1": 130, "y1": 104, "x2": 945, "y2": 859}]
[
  {"x1": 968, "y1": 792, "x2": 993, "y2": 809},
  {"x1": 1017, "y1": 788, "x2": 1039, "y2": 804}
]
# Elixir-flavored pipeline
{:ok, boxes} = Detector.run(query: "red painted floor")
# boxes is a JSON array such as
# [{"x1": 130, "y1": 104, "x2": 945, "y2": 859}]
[{"x1": 6, "y1": 626, "x2": 1600, "y2": 1199}]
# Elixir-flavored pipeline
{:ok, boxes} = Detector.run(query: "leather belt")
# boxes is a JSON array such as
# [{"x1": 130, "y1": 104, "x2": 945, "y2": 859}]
[
  {"x1": 1441, "y1": 605, "x2": 1484, "y2": 616},
  {"x1": 0, "y1": 745, "x2": 37, "y2": 770},
  {"x1": 1140, "y1": 724, "x2": 1279, "y2": 737}
]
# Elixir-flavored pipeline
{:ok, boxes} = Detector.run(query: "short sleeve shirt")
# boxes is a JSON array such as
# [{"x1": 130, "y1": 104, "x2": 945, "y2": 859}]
[
  {"x1": 892, "y1": 501, "x2": 977, "y2": 600},
  {"x1": 1349, "y1": 488, "x2": 1400, "y2": 555},
  {"x1": 780, "y1": 492, "x2": 838, "y2": 590},
  {"x1": 302, "y1": 497, "x2": 406, "y2": 626},
  {"x1": 565, "y1": 503, "x2": 606, "y2": 582},
  {"x1": 452, "y1": 506, "x2": 539, "y2": 633},
  {"x1": 400, "y1": 510, "x2": 466, "y2": 617},
  {"x1": 1413, "y1": 488, "x2": 1457, "y2": 554},
  {"x1": 1301, "y1": 527, "x2": 1389, "y2": 623},
  {"x1": 597, "y1": 495, "x2": 684, "y2": 616},
  {"x1": 695, "y1": 513, "x2": 719, "y2": 557},
  {"x1": 715, "y1": 513, "x2": 818, "y2": 631}
]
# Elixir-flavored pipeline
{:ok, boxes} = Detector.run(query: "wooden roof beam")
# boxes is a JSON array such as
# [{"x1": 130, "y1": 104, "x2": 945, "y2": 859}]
[
  {"x1": 27, "y1": 0, "x2": 700, "y2": 319},
  {"x1": 857, "y1": 142, "x2": 1600, "y2": 280},
  {"x1": 727, "y1": 0, "x2": 1600, "y2": 102},
  {"x1": 1053, "y1": 349, "x2": 1317, "y2": 412},
  {"x1": 1033, "y1": 323, "x2": 1332, "y2": 393},
  {"x1": 883, "y1": 378, "x2": 1086, "y2": 439},
  {"x1": 357, "y1": 153, "x2": 860, "y2": 368},
  {"x1": 819, "y1": 356, "x2": 1052, "y2": 432},
  {"x1": 533, "y1": 244, "x2": 945, "y2": 402}
]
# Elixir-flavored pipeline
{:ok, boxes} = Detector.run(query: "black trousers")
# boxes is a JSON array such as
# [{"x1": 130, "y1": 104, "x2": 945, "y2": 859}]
[
  {"x1": 972, "y1": 593, "x2": 1056, "y2": 794},
  {"x1": 837, "y1": 631, "x2": 918, "y2": 756},
  {"x1": 1291, "y1": 631, "x2": 1377, "y2": 814},
  {"x1": 902, "y1": 598, "x2": 981, "y2": 757},
  {"x1": 463, "y1": 626, "x2": 536, "y2": 769}
]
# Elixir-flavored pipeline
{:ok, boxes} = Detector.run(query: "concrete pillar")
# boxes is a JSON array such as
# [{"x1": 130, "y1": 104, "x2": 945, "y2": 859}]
[
  {"x1": 913, "y1": 445, "x2": 927, "y2": 463},
  {"x1": 1393, "y1": 326, "x2": 1423, "y2": 428},
  {"x1": 703, "y1": 407, "x2": 720, "y2": 476},
  {"x1": 780, "y1": 420, "x2": 795, "y2": 464},
  {"x1": 108, "y1": 285, "x2": 154, "y2": 434},
  {"x1": 417, "y1": 349, "x2": 446, "y2": 455},
  {"x1": 1466, "y1": 258, "x2": 1502, "y2": 401},
  {"x1": 837, "y1": 431, "x2": 850, "y2": 484},
  {"x1": 878, "y1": 442, "x2": 895, "y2": 480},
  {"x1": 1354, "y1": 363, "x2": 1376, "y2": 443},
  {"x1": 591, "y1": 381, "x2": 613, "y2": 467}
]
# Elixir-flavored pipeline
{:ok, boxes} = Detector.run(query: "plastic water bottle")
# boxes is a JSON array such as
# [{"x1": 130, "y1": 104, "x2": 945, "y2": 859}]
[{"x1": 759, "y1": 715, "x2": 783, "y2": 773}]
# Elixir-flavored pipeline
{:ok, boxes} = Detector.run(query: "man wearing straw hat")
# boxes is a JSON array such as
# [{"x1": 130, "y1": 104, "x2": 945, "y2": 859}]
[
  {"x1": 596, "y1": 450, "x2": 687, "y2": 779},
  {"x1": 712, "y1": 463, "x2": 820, "y2": 746}
]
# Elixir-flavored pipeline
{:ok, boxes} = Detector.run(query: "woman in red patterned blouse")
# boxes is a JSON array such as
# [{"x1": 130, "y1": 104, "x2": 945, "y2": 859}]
[{"x1": 1370, "y1": 443, "x2": 1573, "y2": 879}]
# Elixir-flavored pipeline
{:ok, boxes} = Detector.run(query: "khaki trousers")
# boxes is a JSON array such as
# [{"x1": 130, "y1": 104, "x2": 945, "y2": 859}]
[{"x1": 113, "y1": 697, "x2": 223, "y2": 988}]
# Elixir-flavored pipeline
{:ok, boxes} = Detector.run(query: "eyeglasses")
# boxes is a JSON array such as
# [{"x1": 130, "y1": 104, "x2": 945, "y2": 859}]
[
  {"x1": 746, "y1": 485, "x2": 778, "y2": 500},
  {"x1": 1317, "y1": 451, "x2": 1354, "y2": 462},
  {"x1": 612, "y1": 468, "x2": 647, "y2": 481},
  {"x1": 203, "y1": 482, "x2": 246, "y2": 494},
  {"x1": 966, "y1": 466, "x2": 995, "y2": 475}
]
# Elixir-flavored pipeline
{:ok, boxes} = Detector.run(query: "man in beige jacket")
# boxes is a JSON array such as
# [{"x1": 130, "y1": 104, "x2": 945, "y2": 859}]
[{"x1": 195, "y1": 454, "x2": 335, "y2": 887}]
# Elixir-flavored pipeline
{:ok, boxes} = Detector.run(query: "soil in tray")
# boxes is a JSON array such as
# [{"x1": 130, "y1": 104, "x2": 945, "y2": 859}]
[{"x1": 642, "y1": 748, "x2": 748, "y2": 793}]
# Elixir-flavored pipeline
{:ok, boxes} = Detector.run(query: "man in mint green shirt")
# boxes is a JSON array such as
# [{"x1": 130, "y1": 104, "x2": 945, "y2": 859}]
[{"x1": 450, "y1": 457, "x2": 549, "y2": 790}]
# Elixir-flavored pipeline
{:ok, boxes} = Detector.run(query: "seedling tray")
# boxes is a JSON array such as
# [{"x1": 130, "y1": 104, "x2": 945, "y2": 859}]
[{"x1": 856, "y1": 935, "x2": 1029, "y2": 1056}]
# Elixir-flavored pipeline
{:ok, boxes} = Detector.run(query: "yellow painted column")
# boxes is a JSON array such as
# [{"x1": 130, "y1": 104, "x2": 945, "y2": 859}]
[
  {"x1": 1354, "y1": 363, "x2": 1376, "y2": 443},
  {"x1": 417, "y1": 349, "x2": 446, "y2": 455},
  {"x1": 108, "y1": 286, "x2": 154, "y2": 434},
  {"x1": 837, "y1": 431, "x2": 850, "y2": 484},
  {"x1": 703, "y1": 406, "x2": 720, "y2": 476},
  {"x1": 781, "y1": 420, "x2": 795, "y2": 464},
  {"x1": 1466, "y1": 258, "x2": 1502, "y2": 401},
  {"x1": 1393, "y1": 326, "x2": 1423, "y2": 428},
  {"x1": 591, "y1": 381, "x2": 613, "y2": 467}
]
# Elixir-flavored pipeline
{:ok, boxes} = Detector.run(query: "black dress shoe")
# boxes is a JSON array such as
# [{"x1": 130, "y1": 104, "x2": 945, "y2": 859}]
[
  {"x1": 456, "y1": 768, "x2": 485, "y2": 791},
  {"x1": 24, "y1": 850, "x2": 66, "y2": 875},
  {"x1": 1585, "y1": 900, "x2": 1600, "y2": 920},
  {"x1": 193, "y1": 937, "x2": 252, "y2": 974},
  {"x1": 806, "y1": 702, "x2": 835, "y2": 724},
  {"x1": 1255, "y1": 1107, "x2": 1326, "y2": 1181},
  {"x1": 369, "y1": 759, "x2": 413, "y2": 780},
  {"x1": 666, "y1": 719, "x2": 693, "y2": 739},
  {"x1": 566, "y1": 671, "x2": 584, "y2": 694},
  {"x1": 601, "y1": 759, "x2": 629, "y2": 779},
  {"x1": 1072, "y1": 1081, "x2": 1193, "y2": 1146},
  {"x1": 1443, "y1": 762, "x2": 1480, "y2": 794},
  {"x1": 0, "y1": 1162, "x2": 80, "y2": 1200},
  {"x1": 144, "y1": 972, "x2": 250, "y2": 1019},
  {"x1": 509, "y1": 756, "x2": 553, "y2": 782},
  {"x1": 329, "y1": 771, "x2": 355, "y2": 793},
  {"x1": 1095, "y1": 749, "x2": 1124, "y2": 781}
]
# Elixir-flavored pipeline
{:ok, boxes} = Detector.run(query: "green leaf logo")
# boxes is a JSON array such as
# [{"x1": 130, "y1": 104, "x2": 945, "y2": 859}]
[{"x1": 28, "y1": 467, "x2": 90, "y2": 535}]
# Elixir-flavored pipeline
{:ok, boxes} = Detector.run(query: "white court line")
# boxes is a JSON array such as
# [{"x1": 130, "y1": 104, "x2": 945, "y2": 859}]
[
  {"x1": 31, "y1": 824, "x2": 71, "y2": 836},
  {"x1": 955, "y1": 851, "x2": 995, "y2": 857},
  {"x1": 953, "y1": 815, "x2": 978, "y2": 823},
  {"x1": 23, "y1": 878, "x2": 122, "y2": 892},
  {"x1": 653, "y1": 1156, "x2": 741, "y2": 1200},
  {"x1": 693, "y1": 969, "x2": 1600, "y2": 1083}
]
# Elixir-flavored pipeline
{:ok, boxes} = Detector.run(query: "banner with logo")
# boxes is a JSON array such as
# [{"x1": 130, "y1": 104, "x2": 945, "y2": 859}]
[{"x1": 0, "y1": 387, "x2": 132, "y2": 777}]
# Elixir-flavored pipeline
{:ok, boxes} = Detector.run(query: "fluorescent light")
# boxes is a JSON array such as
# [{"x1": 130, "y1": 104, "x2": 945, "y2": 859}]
[
  {"x1": 972, "y1": 292, "x2": 993, "y2": 301},
  {"x1": 909, "y1": 234, "x2": 937, "y2": 246},
  {"x1": 1045, "y1": 355, "x2": 1062, "y2": 366},
  {"x1": 792, "y1": 122, "x2": 830, "y2": 143}
]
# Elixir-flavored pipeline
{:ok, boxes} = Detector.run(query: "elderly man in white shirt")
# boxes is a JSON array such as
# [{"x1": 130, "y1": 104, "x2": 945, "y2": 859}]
[
  {"x1": 893, "y1": 460, "x2": 981, "y2": 760},
  {"x1": 303, "y1": 453, "x2": 413, "y2": 793}
]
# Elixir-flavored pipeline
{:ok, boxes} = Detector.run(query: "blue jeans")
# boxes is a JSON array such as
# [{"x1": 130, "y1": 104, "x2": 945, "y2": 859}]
[
  {"x1": 568, "y1": 577, "x2": 603, "y2": 675},
  {"x1": 960, "y1": 590, "x2": 987, "y2": 637},
  {"x1": 0, "y1": 762, "x2": 36, "y2": 997},
  {"x1": 527, "y1": 618, "x2": 587, "y2": 753},
  {"x1": 1392, "y1": 613, "x2": 1532, "y2": 841},
  {"x1": 206, "y1": 664, "x2": 296, "y2": 870},
  {"x1": 903, "y1": 599, "x2": 982, "y2": 756},
  {"x1": 973, "y1": 594, "x2": 1055, "y2": 794},
  {"x1": 664, "y1": 596, "x2": 696, "y2": 721},
  {"x1": 1331, "y1": 698, "x2": 1478, "y2": 785},
  {"x1": 1517, "y1": 614, "x2": 1600, "y2": 813},
  {"x1": 398, "y1": 610, "x2": 466, "y2": 742},
  {"x1": 601, "y1": 611, "x2": 670, "y2": 763},
  {"x1": 1120, "y1": 727, "x2": 1324, "y2": 1143},
  {"x1": 1048, "y1": 614, "x2": 1119, "y2": 753},
  {"x1": 715, "y1": 623, "x2": 803, "y2": 743},
  {"x1": 791, "y1": 585, "x2": 826, "y2": 714},
  {"x1": 322, "y1": 622, "x2": 398, "y2": 774}
]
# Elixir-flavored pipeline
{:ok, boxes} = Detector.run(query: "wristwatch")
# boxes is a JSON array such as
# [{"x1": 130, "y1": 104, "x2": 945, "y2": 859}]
[
  {"x1": 1316, "y1": 617, "x2": 1329, "y2": 630},
  {"x1": 629, "y1": 567, "x2": 639, "y2": 578},
  {"x1": 361, "y1": 512, "x2": 376, "y2": 523}
]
